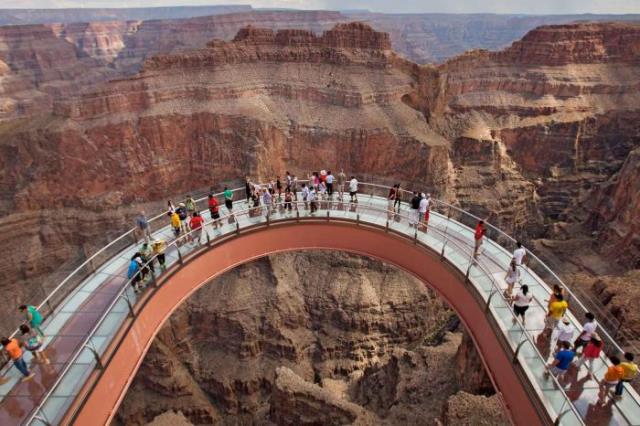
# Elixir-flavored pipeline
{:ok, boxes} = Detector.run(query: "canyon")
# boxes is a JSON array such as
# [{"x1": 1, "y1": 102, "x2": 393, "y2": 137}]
[{"x1": 0, "y1": 10, "x2": 639, "y2": 425}]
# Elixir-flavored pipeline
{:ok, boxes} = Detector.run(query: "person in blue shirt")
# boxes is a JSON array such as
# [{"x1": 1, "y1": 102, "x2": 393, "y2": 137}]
[
  {"x1": 547, "y1": 340, "x2": 575, "y2": 379},
  {"x1": 127, "y1": 253, "x2": 143, "y2": 293}
]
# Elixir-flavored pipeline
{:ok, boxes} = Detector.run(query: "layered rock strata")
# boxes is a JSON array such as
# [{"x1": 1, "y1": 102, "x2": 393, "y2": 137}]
[{"x1": 115, "y1": 251, "x2": 497, "y2": 425}]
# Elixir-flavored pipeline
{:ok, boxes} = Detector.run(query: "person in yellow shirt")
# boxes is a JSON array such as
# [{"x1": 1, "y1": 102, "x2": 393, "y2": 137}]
[
  {"x1": 152, "y1": 239, "x2": 167, "y2": 271},
  {"x1": 545, "y1": 294, "x2": 568, "y2": 330},
  {"x1": 615, "y1": 352, "x2": 638, "y2": 397},
  {"x1": 170, "y1": 211, "x2": 181, "y2": 237},
  {"x1": 599, "y1": 355, "x2": 624, "y2": 404}
]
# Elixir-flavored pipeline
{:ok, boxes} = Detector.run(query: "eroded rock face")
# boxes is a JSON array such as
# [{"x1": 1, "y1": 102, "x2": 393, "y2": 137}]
[{"x1": 115, "y1": 251, "x2": 495, "y2": 425}]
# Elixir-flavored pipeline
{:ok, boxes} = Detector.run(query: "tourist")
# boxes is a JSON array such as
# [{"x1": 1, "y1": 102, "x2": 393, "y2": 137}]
[
  {"x1": 1, "y1": 337, "x2": 35, "y2": 381},
  {"x1": 185, "y1": 194, "x2": 196, "y2": 216},
  {"x1": 140, "y1": 242, "x2": 155, "y2": 270},
  {"x1": 170, "y1": 210, "x2": 181, "y2": 241},
  {"x1": 552, "y1": 318, "x2": 575, "y2": 353},
  {"x1": 349, "y1": 176, "x2": 358, "y2": 202},
  {"x1": 545, "y1": 293, "x2": 568, "y2": 330},
  {"x1": 309, "y1": 186, "x2": 318, "y2": 214},
  {"x1": 504, "y1": 258, "x2": 520, "y2": 298},
  {"x1": 319, "y1": 180, "x2": 327, "y2": 202},
  {"x1": 302, "y1": 183, "x2": 310, "y2": 210},
  {"x1": 512, "y1": 284, "x2": 532, "y2": 325},
  {"x1": 19, "y1": 304, "x2": 44, "y2": 337},
  {"x1": 175, "y1": 203, "x2": 189, "y2": 233},
  {"x1": 326, "y1": 171, "x2": 334, "y2": 197},
  {"x1": 548, "y1": 284, "x2": 566, "y2": 309},
  {"x1": 291, "y1": 175, "x2": 299, "y2": 201},
  {"x1": 513, "y1": 241, "x2": 527, "y2": 267},
  {"x1": 615, "y1": 353, "x2": 638, "y2": 397},
  {"x1": 151, "y1": 239, "x2": 166, "y2": 271},
  {"x1": 190, "y1": 211, "x2": 204, "y2": 246},
  {"x1": 250, "y1": 192, "x2": 261, "y2": 217},
  {"x1": 286, "y1": 171, "x2": 292, "y2": 190},
  {"x1": 19, "y1": 324, "x2": 49, "y2": 365},
  {"x1": 127, "y1": 253, "x2": 143, "y2": 292},
  {"x1": 419, "y1": 193, "x2": 429, "y2": 231},
  {"x1": 167, "y1": 200, "x2": 176, "y2": 215},
  {"x1": 263, "y1": 188, "x2": 272, "y2": 216},
  {"x1": 547, "y1": 341, "x2": 575, "y2": 379},
  {"x1": 598, "y1": 355, "x2": 623, "y2": 404},
  {"x1": 409, "y1": 192, "x2": 421, "y2": 227},
  {"x1": 208, "y1": 194, "x2": 221, "y2": 229},
  {"x1": 337, "y1": 170, "x2": 347, "y2": 199},
  {"x1": 276, "y1": 176, "x2": 283, "y2": 200},
  {"x1": 387, "y1": 184, "x2": 398, "y2": 218},
  {"x1": 473, "y1": 220, "x2": 486, "y2": 260},
  {"x1": 574, "y1": 312, "x2": 597, "y2": 354},
  {"x1": 284, "y1": 188, "x2": 293, "y2": 213},
  {"x1": 576, "y1": 334, "x2": 603, "y2": 378},
  {"x1": 135, "y1": 211, "x2": 152, "y2": 242},
  {"x1": 245, "y1": 177, "x2": 252, "y2": 203},
  {"x1": 423, "y1": 202, "x2": 430, "y2": 232},
  {"x1": 223, "y1": 186, "x2": 234, "y2": 212},
  {"x1": 394, "y1": 184, "x2": 402, "y2": 213}
]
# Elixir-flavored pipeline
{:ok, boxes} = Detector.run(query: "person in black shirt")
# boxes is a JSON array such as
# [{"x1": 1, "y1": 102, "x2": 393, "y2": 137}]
[{"x1": 410, "y1": 192, "x2": 421, "y2": 227}]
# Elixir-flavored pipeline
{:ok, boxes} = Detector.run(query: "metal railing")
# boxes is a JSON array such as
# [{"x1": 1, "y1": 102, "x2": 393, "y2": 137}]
[
  {"x1": 2, "y1": 181, "x2": 636, "y2": 425},
  {"x1": 26, "y1": 197, "x2": 592, "y2": 425}
]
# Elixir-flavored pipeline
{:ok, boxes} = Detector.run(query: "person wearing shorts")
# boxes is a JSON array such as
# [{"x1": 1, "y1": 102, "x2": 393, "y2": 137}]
[
  {"x1": 547, "y1": 341, "x2": 575, "y2": 379},
  {"x1": 574, "y1": 312, "x2": 597, "y2": 353},
  {"x1": 512, "y1": 285, "x2": 532, "y2": 325},
  {"x1": 190, "y1": 211, "x2": 205, "y2": 246},
  {"x1": 599, "y1": 356, "x2": 623, "y2": 404},
  {"x1": 1, "y1": 337, "x2": 35, "y2": 381},
  {"x1": 19, "y1": 324, "x2": 49, "y2": 364},
  {"x1": 349, "y1": 176, "x2": 358, "y2": 202},
  {"x1": 284, "y1": 188, "x2": 293, "y2": 212},
  {"x1": 546, "y1": 294, "x2": 568, "y2": 330},
  {"x1": 151, "y1": 239, "x2": 166, "y2": 271},
  {"x1": 170, "y1": 211, "x2": 181, "y2": 240},
  {"x1": 224, "y1": 187, "x2": 234, "y2": 212},
  {"x1": 208, "y1": 194, "x2": 221, "y2": 229}
]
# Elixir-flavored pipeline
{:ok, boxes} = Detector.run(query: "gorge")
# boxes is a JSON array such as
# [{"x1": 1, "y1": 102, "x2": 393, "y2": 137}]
[{"x1": 0, "y1": 10, "x2": 639, "y2": 425}]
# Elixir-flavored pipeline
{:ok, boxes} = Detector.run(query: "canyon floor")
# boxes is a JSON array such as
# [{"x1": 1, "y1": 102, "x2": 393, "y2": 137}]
[{"x1": 114, "y1": 251, "x2": 508, "y2": 426}]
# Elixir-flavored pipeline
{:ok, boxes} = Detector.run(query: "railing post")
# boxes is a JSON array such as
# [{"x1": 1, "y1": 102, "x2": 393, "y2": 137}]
[
  {"x1": 296, "y1": 209, "x2": 300, "y2": 222},
  {"x1": 85, "y1": 343, "x2": 104, "y2": 370},
  {"x1": 485, "y1": 290, "x2": 497, "y2": 313},
  {"x1": 513, "y1": 339, "x2": 527, "y2": 363},
  {"x1": 150, "y1": 267, "x2": 158, "y2": 287},
  {"x1": 267, "y1": 210, "x2": 270, "y2": 226},
  {"x1": 385, "y1": 220, "x2": 389, "y2": 232},
  {"x1": 413, "y1": 230, "x2": 418, "y2": 244},
  {"x1": 465, "y1": 262, "x2": 473, "y2": 283},
  {"x1": 120, "y1": 293, "x2": 135, "y2": 318},
  {"x1": 33, "y1": 414, "x2": 52, "y2": 426},
  {"x1": 177, "y1": 246, "x2": 183, "y2": 265},
  {"x1": 440, "y1": 241, "x2": 447, "y2": 260},
  {"x1": 326, "y1": 210, "x2": 330, "y2": 221},
  {"x1": 236, "y1": 220, "x2": 240, "y2": 234},
  {"x1": 206, "y1": 231, "x2": 211, "y2": 246}
]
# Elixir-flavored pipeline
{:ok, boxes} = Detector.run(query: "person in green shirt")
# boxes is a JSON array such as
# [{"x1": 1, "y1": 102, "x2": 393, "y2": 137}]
[
  {"x1": 224, "y1": 187, "x2": 234, "y2": 212},
  {"x1": 185, "y1": 195, "x2": 196, "y2": 214},
  {"x1": 19, "y1": 305, "x2": 44, "y2": 337}
]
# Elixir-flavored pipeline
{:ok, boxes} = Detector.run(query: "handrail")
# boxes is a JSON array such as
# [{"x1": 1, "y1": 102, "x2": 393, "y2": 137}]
[
  {"x1": 27, "y1": 198, "x2": 586, "y2": 425},
  {"x1": 358, "y1": 182, "x2": 639, "y2": 354}
]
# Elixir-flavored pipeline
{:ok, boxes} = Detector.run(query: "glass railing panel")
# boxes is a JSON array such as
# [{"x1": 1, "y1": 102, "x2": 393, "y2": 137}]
[{"x1": 443, "y1": 243, "x2": 473, "y2": 274}]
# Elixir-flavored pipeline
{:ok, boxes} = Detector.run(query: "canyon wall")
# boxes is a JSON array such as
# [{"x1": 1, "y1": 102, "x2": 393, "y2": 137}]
[{"x1": 115, "y1": 251, "x2": 505, "y2": 425}]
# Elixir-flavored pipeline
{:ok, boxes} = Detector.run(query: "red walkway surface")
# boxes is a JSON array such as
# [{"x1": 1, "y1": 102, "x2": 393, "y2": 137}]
[{"x1": 74, "y1": 222, "x2": 546, "y2": 426}]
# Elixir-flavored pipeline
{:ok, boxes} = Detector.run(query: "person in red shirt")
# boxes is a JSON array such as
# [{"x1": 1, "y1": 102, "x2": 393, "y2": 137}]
[
  {"x1": 473, "y1": 220, "x2": 485, "y2": 259},
  {"x1": 208, "y1": 194, "x2": 220, "y2": 229},
  {"x1": 189, "y1": 211, "x2": 205, "y2": 246}
]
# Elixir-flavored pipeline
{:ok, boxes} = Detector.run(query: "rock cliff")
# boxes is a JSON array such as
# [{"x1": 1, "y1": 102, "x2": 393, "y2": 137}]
[{"x1": 115, "y1": 251, "x2": 496, "y2": 425}]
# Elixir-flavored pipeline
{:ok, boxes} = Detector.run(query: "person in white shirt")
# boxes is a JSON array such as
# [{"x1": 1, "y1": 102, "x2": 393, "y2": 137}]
[
  {"x1": 326, "y1": 171, "x2": 335, "y2": 198},
  {"x1": 418, "y1": 193, "x2": 428, "y2": 231},
  {"x1": 349, "y1": 176, "x2": 358, "y2": 202},
  {"x1": 513, "y1": 241, "x2": 527, "y2": 266},
  {"x1": 574, "y1": 312, "x2": 597, "y2": 353},
  {"x1": 552, "y1": 318, "x2": 575, "y2": 353},
  {"x1": 504, "y1": 258, "x2": 520, "y2": 297},
  {"x1": 262, "y1": 189, "x2": 272, "y2": 216},
  {"x1": 308, "y1": 187, "x2": 317, "y2": 214},
  {"x1": 512, "y1": 285, "x2": 532, "y2": 325},
  {"x1": 302, "y1": 183, "x2": 310, "y2": 210}
]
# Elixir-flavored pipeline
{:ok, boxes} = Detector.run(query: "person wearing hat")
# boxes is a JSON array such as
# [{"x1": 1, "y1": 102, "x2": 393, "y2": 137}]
[
  {"x1": 175, "y1": 202, "x2": 189, "y2": 233},
  {"x1": 151, "y1": 239, "x2": 166, "y2": 271},
  {"x1": 552, "y1": 317, "x2": 575, "y2": 354},
  {"x1": 419, "y1": 193, "x2": 429, "y2": 232},
  {"x1": 576, "y1": 332, "x2": 604, "y2": 378}
]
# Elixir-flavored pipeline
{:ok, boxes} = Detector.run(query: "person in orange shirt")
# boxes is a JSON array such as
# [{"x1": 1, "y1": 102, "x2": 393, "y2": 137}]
[
  {"x1": 1, "y1": 337, "x2": 35, "y2": 381},
  {"x1": 598, "y1": 355, "x2": 624, "y2": 404}
]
